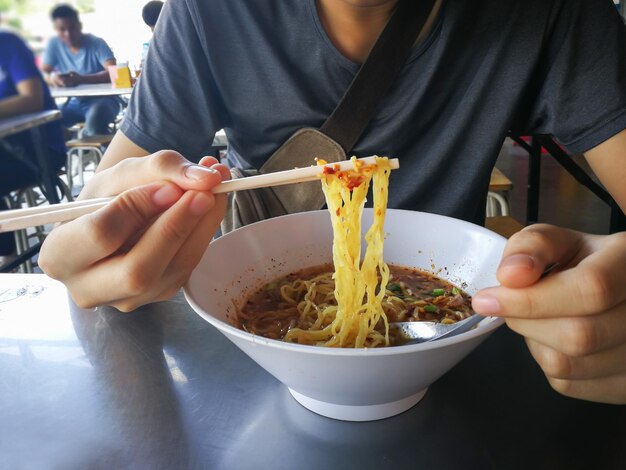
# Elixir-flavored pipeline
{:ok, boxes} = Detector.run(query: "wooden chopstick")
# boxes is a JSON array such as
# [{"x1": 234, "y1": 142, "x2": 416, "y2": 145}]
[
  {"x1": 0, "y1": 156, "x2": 399, "y2": 233},
  {"x1": 0, "y1": 197, "x2": 112, "y2": 221}
]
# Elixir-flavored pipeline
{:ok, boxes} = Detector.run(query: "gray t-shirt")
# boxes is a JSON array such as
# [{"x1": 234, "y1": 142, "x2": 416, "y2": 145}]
[{"x1": 121, "y1": 0, "x2": 626, "y2": 224}]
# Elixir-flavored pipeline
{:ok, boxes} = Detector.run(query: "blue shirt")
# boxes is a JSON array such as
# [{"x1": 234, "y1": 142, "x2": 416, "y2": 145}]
[
  {"x1": 42, "y1": 33, "x2": 114, "y2": 75},
  {"x1": 0, "y1": 31, "x2": 65, "y2": 156}
]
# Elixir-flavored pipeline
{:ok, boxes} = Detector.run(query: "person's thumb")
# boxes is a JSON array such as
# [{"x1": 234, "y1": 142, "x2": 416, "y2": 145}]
[{"x1": 40, "y1": 182, "x2": 184, "y2": 276}]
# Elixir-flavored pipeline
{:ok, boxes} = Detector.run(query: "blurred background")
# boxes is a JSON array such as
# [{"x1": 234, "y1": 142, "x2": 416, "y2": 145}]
[{"x1": 0, "y1": 0, "x2": 158, "y2": 71}]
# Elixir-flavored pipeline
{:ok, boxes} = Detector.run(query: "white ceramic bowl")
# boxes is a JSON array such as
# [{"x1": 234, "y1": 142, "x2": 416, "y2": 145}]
[{"x1": 184, "y1": 209, "x2": 506, "y2": 421}]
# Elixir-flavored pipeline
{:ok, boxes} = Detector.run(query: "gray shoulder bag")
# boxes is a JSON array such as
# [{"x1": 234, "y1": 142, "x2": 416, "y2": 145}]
[{"x1": 221, "y1": 0, "x2": 436, "y2": 233}]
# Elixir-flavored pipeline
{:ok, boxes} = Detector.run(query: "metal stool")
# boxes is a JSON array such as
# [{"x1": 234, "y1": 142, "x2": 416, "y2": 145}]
[
  {"x1": 486, "y1": 167, "x2": 513, "y2": 217},
  {"x1": 65, "y1": 134, "x2": 113, "y2": 191},
  {"x1": 486, "y1": 191, "x2": 510, "y2": 217}
]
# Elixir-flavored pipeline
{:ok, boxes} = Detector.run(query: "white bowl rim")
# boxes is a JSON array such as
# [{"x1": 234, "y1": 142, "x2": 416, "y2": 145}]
[{"x1": 184, "y1": 209, "x2": 507, "y2": 356}]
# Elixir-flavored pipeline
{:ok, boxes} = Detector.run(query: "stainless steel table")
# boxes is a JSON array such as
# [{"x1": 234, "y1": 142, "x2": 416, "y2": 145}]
[
  {"x1": 0, "y1": 109, "x2": 61, "y2": 140},
  {"x1": 0, "y1": 110, "x2": 62, "y2": 203},
  {"x1": 0, "y1": 111, "x2": 64, "y2": 273},
  {"x1": 0, "y1": 274, "x2": 624, "y2": 470}
]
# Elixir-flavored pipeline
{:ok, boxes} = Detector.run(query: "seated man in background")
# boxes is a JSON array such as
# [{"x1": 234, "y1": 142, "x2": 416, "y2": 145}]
[
  {"x1": 41, "y1": 4, "x2": 121, "y2": 136},
  {"x1": 0, "y1": 30, "x2": 66, "y2": 259},
  {"x1": 142, "y1": 1, "x2": 164, "y2": 32}
]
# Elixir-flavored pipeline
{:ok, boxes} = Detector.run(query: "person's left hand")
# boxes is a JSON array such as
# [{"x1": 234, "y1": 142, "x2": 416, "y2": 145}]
[
  {"x1": 472, "y1": 224, "x2": 626, "y2": 404},
  {"x1": 57, "y1": 71, "x2": 81, "y2": 87}
]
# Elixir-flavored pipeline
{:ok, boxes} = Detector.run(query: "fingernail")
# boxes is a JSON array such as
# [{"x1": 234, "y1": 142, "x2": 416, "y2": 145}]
[
  {"x1": 500, "y1": 254, "x2": 535, "y2": 271},
  {"x1": 199, "y1": 156, "x2": 218, "y2": 166},
  {"x1": 472, "y1": 295, "x2": 501, "y2": 314},
  {"x1": 152, "y1": 185, "x2": 180, "y2": 206},
  {"x1": 185, "y1": 164, "x2": 218, "y2": 181},
  {"x1": 189, "y1": 192, "x2": 214, "y2": 216}
]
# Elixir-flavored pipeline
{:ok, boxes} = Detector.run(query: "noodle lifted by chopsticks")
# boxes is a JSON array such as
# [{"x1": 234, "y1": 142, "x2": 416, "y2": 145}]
[{"x1": 283, "y1": 156, "x2": 392, "y2": 348}]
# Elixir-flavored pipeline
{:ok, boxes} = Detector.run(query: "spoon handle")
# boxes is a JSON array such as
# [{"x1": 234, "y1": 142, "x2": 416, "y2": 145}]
[{"x1": 426, "y1": 314, "x2": 486, "y2": 342}]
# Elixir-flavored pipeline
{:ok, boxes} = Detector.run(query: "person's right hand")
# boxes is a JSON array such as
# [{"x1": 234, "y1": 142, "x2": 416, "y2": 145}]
[{"x1": 39, "y1": 151, "x2": 230, "y2": 312}]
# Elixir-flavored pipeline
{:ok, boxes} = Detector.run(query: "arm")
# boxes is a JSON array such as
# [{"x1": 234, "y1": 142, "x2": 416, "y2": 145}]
[
  {"x1": 584, "y1": 129, "x2": 626, "y2": 211},
  {"x1": 56, "y1": 59, "x2": 117, "y2": 87},
  {"x1": 0, "y1": 77, "x2": 44, "y2": 119},
  {"x1": 473, "y1": 130, "x2": 626, "y2": 404},
  {"x1": 41, "y1": 62, "x2": 82, "y2": 88},
  {"x1": 75, "y1": 58, "x2": 117, "y2": 85},
  {"x1": 96, "y1": 130, "x2": 150, "y2": 171}
]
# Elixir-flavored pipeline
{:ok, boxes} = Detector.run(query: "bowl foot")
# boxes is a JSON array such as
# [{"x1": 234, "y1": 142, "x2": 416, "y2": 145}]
[{"x1": 288, "y1": 388, "x2": 428, "y2": 421}]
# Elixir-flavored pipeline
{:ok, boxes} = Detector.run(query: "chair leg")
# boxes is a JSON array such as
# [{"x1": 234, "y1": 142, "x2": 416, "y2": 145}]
[
  {"x1": 66, "y1": 151, "x2": 74, "y2": 189},
  {"x1": 78, "y1": 149, "x2": 85, "y2": 187},
  {"x1": 67, "y1": 146, "x2": 105, "y2": 193},
  {"x1": 487, "y1": 191, "x2": 510, "y2": 217},
  {"x1": 56, "y1": 176, "x2": 74, "y2": 202},
  {"x1": 13, "y1": 228, "x2": 33, "y2": 273}
]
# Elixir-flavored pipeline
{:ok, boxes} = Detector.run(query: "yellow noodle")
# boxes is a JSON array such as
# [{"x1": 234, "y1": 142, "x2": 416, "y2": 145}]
[
  {"x1": 238, "y1": 158, "x2": 472, "y2": 347},
  {"x1": 239, "y1": 267, "x2": 472, "y2": 346},
  {"x1": 284, "y1": 157, "x2": 392, "y2": 348}
]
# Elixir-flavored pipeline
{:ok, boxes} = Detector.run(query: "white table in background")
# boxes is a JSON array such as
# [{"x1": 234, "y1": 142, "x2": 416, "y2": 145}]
[{"x1": 50, "y1": 83, "x2": 133, "y2": 99}]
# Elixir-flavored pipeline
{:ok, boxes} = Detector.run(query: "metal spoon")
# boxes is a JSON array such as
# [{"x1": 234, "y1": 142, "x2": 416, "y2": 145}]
[
  {"x1": 389, "y1": 263, "x2": 559, "y2": 345},
  {"x1": 388, "y1": 314, "x2": 486, "y2": 345}
]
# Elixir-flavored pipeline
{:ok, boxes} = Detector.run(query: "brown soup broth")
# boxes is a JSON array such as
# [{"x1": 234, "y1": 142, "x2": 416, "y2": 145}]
[{"x1": 236, "y1": 264, "x2": 474, "y2": 342}]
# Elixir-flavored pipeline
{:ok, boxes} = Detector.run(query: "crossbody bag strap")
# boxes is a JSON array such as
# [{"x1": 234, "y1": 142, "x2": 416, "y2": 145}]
[{"x1": 319, "y1": 0, "x2": 437, "y2": 153}]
